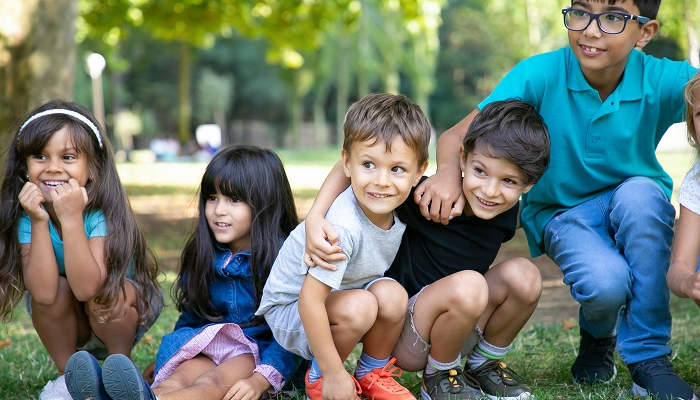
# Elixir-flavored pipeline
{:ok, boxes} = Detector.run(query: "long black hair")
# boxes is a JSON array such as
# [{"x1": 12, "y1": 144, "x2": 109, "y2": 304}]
[
  {"x1": 174, "y1": 145, "x2": 298, "y2": 321},
  {"x1": 0, "y1": 100, "x2": 160, "y2": 322}
]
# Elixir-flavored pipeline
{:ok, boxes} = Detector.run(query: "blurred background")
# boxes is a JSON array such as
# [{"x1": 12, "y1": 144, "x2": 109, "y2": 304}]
[
  {"x1": 1, "y1": 3, "x2": 699, "y2": 397},
  {"x1": 1, "y1": 0, "x2": 698, "y2": 159}
]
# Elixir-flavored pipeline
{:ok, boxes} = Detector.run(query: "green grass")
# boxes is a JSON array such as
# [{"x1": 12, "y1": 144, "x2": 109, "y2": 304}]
[
  {"x1": 1, "y1": 276, "x2": 697, "y2": 399},
  {"x1": 1, "y1": 149, "x2": 698, "y2": 398}
]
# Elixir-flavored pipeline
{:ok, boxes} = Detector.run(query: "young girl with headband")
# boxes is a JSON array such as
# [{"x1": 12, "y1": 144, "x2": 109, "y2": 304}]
[{"x1": 0, "y1": 100, "x2": 162, "y2": 399}]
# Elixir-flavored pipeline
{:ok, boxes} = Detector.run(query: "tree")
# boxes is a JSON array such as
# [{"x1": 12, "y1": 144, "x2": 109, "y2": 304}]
[{"x1": 0, "y1": 0, "x2": 78, "y2": 153}]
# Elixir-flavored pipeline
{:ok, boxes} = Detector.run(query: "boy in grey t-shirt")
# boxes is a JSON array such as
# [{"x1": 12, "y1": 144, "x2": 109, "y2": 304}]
[{"x1": 257, "y1": 93, "x2": 429, "y2": 400}]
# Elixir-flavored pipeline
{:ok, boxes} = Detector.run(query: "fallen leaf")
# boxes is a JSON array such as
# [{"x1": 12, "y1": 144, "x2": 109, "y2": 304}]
[
  {"x1": 0, "y1": 338, "x2": 12, "y2": 348},
  {"x1": 562, "y1": 319, "x2": 578, "y2": 330}
]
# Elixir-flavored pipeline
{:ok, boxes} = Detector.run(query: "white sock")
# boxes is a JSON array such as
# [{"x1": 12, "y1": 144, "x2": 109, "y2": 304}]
[
  {"x1": 467, "y1": 339, "x2": 510, "y2": 370},
  {"x1": 424, "y1": 354, "x2": 461, "y2": 375}
]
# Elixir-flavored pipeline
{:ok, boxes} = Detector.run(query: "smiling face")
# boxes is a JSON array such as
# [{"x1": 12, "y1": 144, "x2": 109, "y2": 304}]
[
  {"x1": 204, "y1": 191, "x2": 253, "y2": 253},
  {"x1": 26, "y1": 125, "x2": 90, "y2": 202},
  {"x1": 460, "y1": 144, "x2": 533, "y2": 220},
  {"x1": 343, "y1": 138, "x2": 426, "y2": 229},
  {"x1": 567, "y1": 0, "x2": 656, "y2": 87}
]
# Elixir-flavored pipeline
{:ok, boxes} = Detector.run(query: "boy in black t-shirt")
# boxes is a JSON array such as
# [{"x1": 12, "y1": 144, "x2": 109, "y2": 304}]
[{"x1": 304, "y1": 100, "x2": 550, "y2": 400}]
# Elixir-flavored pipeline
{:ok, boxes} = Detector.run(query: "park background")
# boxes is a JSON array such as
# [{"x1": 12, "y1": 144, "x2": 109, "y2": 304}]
[{"x1": 0, "y1": 0, "x2": 698, "y2": 398}]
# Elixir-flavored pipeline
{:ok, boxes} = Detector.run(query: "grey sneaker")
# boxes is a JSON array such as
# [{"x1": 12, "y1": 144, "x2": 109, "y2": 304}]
[
  {"x1": 465, "y1": 359, "x2": 532, "y2": 400},
  {"x1": 421, "y1": 367, "x2": 482, "y2": 400}
]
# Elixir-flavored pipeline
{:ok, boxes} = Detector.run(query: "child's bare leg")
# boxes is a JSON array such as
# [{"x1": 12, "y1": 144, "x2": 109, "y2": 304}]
[
  {"x1": 362, "y1": 279, "x2": 408, "y2": 358},
  {"x1": 480, "y1": 257, "x2": 542, "y2": 346},
  {"x1": 157, "y1": 354, "x2": 255, "y2": 400},
  {"x1": 413, "y1": 270, "x2": 488, "y2": 362},
  {"x1": 87, "y1": 280, "x2": 139, "y2": 356},
  {"x1": 153, "y1": 355, "x2": 217, "y2": 396},
  {"x1": 325, "y1": 289, "x2": 378, "y2": 359},
  {"x1": 464, "y1": 258, "x2": 540, "y2": 400},
  {"x1": 31, "y1": 276, "x2": 91, "y2": 373}
]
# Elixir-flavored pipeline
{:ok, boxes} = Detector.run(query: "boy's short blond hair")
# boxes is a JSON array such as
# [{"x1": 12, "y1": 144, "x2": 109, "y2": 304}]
[
  {"x1": 684, "y1": 72, "x2": 700, "y2": 149},
  {"x1": 343, "y1": 93, "x2": 431, "y2": 166}
]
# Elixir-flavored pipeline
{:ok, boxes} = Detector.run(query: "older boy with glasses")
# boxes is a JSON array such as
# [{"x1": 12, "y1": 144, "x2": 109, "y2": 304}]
[{"x1": 415, "y1": 1, "x2": 698, "y2": 399}]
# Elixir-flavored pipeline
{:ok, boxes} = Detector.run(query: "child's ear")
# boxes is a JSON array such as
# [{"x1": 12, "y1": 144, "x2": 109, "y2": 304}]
[
  {"x1": 521, "y1": 183, "x2": 534, "y2": 194},
  {"x1": 459, "y1": 145, "x2": 467, "y2": 173},
  {"x1": 413, "y1": 161, "x2": 429, "y2": 186},
  {"x1": 635, "y1": 19, "x2": 659, "y2": 49},
  {"x1": 341, "y1": 149, "x2": 352, "y2": 178}
]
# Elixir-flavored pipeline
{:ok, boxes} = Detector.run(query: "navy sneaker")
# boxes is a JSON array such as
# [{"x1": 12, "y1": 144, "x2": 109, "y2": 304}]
[
  {"x1": 102, "y1": 354, "x2": 157, "y2": 400},
  {"x1": 65, "y1": 350, "x2": 109, "y2": 400},
  {"x1": 571, "y1": 328, "x2": 617, "y2": 385},
  {"x1": 629, "y1": 356, "x2": 698, "y2": 400}
]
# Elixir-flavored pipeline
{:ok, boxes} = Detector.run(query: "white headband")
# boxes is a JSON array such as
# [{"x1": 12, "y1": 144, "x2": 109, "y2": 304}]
[{"x1": 18, "y1": 109, "x2": 103, "y2": 149}]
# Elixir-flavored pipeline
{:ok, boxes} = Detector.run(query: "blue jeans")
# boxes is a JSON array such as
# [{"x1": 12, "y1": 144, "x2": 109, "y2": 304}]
[{"x1": 543, "y1": 177, "x2": 674, "y2": 364}]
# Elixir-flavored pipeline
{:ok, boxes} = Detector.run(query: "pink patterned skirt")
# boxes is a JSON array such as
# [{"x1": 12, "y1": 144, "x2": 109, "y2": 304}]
[{"x1": 152, "y1": 323, "x2": 284, "y2": 391}]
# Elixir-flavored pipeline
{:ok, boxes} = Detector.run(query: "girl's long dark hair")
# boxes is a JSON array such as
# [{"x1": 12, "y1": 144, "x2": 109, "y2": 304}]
[
  {"x1": 174, "y1": 145, "x2": 298, "y2": 321},
  {"x1": 0, "y1": 100, "x2": 160, "y2": 322}
]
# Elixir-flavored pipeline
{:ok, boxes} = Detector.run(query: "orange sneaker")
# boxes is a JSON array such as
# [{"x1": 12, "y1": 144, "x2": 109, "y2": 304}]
[
  {"x1": 356, "y1": 357, "x2": 416, "y2": 400},
  {"x1": 305, "y1": 368, "x2": 362, "y2": 400}
]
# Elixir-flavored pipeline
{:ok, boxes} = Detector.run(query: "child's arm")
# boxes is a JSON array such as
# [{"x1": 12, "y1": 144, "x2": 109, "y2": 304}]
[
  {"x1": 413, "y1": 109, "x2": 478, "y2": 225},
  {"x1": 19, "y1": 182, "x2": 61, "y2": 304},
  {"x1": 667, "y1": 205, "x2": 700, "y2": 306},
  {"x1": 53, "y1": 179, "x2": 107, "y2": 301},
  {"x1": 298, "y1": 274, "x2": 357, "y2": 400},
  {"x1": 304, "y1": 161, "x2": 349, "y2": 269}
]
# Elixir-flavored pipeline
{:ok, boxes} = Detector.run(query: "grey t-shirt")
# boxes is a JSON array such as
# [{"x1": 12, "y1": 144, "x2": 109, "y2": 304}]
[{"x1": 256, "y1": 186, "x2": 406, "y2": 315}]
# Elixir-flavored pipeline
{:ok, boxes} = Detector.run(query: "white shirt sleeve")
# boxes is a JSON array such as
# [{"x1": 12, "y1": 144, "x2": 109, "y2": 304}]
[{"x1": 678, "y1": 159, "x2": 700, "y2": 215}]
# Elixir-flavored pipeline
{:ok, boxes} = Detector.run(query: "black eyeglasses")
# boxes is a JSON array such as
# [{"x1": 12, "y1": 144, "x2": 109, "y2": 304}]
[{"x1": 562, "y1": 8, "x2": 650, "y2": 34}]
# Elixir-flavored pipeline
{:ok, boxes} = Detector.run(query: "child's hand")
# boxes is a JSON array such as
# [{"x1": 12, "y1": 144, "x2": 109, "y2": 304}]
[
  {"x1": 304, "y1": 212, "x2": 345, "y2": 271},
  {"x1": 682, "y1": 271, "x2": 700, "y2": 303},
  {"x1": 414, "y1": 171, "x2": 465, "y2": 224},
  {"x1": 51, "y1": 178, "x2": 88, "y2": 222},
  {"x1": 223, "y1": 372, "x2": 270, "y2": 400},
  {"x1": 18, "y1": 182, "x2": 49, "y2": 222},
  {"x1": 322, "y1": 370, "x2": 358, "y2": 400}
]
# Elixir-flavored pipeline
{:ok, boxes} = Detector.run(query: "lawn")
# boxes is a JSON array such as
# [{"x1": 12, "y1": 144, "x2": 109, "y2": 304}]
[{"x1": 1, "y1": 149, "x2": 698, "y2": 399}]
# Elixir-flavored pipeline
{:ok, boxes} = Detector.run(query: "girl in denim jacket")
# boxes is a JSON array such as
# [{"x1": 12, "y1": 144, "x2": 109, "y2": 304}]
[{"x1": 66, "y1": 145, "x2": 303, "y2": 400}]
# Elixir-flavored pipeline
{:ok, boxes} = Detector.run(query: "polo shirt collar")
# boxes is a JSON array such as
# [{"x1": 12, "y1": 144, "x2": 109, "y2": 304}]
[{"x1": 566, "y1": 46, "x2": 643, "y2": 101}]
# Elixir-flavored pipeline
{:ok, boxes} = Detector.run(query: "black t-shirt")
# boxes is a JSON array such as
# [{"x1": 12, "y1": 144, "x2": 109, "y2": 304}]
[{"x1": 385, "y1": 176, "x2": 518, "y2": 297}]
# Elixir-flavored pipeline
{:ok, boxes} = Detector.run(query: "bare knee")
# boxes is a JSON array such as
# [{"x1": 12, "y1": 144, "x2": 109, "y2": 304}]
[
  {"x1": 368, "y1": 280, "x2": 408, "y2": 324},
  {"x1": 85, "y1": 281, "x2": 137, "y2": 323},
  {"x1": 441, "y1": 271, "x2": 488, "y2": 320},
  {"x1": 491, "y1": 257, "x2": 542, "y2": 305},
  {"x1": 331, "y1": 291, "x2": 377, "y2": 335}
]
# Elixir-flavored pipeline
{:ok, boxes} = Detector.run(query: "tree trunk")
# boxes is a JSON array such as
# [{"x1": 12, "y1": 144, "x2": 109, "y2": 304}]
[
  {"x1": 684, "y1": 0, "x2": 699, "y2": 67},
  {"x1": 335, "y1": 37, "x2": 351, "y2": 147},
  {"x1": 0, "y1": 0, "x2": 77, "y2": 158},
  {"x1": 177, "y1": 41, "x2": 192, "y2": 146}
]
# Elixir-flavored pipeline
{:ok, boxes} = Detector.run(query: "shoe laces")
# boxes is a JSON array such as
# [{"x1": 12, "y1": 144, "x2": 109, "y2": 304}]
[
  {"x1": 632, "y1": 357, "x2": 676, "y2": 378},
  {"x1": 580, "y1": 332, "x2": 615, "y2": 360},
  {"x1": 478, "y1": 360, "x2": 524, "y2": 385},
  {"x1": 441, "y1": 368, "x2": 467, "y2": 392},
  {"x1": 362, "y1": 357, "x2": 405, "y2": 393}
]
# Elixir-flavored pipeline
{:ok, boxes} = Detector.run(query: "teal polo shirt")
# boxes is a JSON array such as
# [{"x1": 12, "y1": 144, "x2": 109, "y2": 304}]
[{"x1": 479, "y1": 47, "x2": 697, "y2": 257}]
